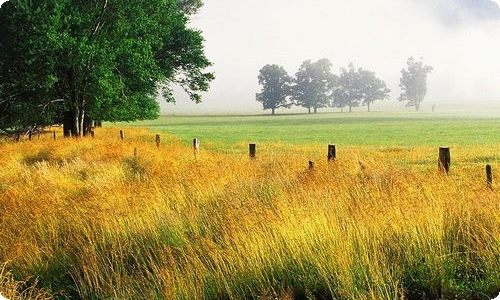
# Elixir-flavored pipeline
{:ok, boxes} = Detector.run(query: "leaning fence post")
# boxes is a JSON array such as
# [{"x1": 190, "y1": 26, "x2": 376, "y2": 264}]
[
  {"x1": 486, "y1": 164, "x2": 493, "y2": 189},
  {"x1": 120, "y1": 130, "x2": 124, "y2": 141},
  {"x1": 438, "y1": 147, "x2": 451, "y2": 174},
  {"x1": 156, "y1": 134, "x2": 161, "y2": 148},
  {"x1": 249, "y1": 143, "x2": 256, "y2": 159},
  {"x1": 328, "y1": 144, "x2": 336, "y2": 161}
]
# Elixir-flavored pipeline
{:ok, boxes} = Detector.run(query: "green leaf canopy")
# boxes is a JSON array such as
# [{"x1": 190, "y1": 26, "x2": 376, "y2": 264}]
[{"x1": 0, "y1": 0, "x2": 214, "y2": 134}]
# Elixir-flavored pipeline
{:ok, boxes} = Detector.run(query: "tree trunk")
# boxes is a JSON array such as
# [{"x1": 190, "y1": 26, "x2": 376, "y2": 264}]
[
  {"x1": 314, "y1": 106, "x2": 317, "y2": 114},
  {"x1": 83, "y1": 116, "x2": 94, "y2": 136},
  {"x1": 73, "y1": 106, "x2": 80, "y2": 137},
  {"x1": 341, "y1": 107, "x2": 344, "y2": 113},
  {"x1": 272, "y1": 108, "x2": 275, "y2": 115},
  {"x1": 415, "y1": 102, "x2": 420, "y2": 112},
  {"x1": 349, "y1": 105, "x2": 352, "y2": 113},
  {"x1": 308, "y1": 107, "x2": 311, "y2": 114},
  {"x1": 78, "y1": 109, "x2": 85, "y2": 137},
  {"x1": 63, "y1": 111, "x2": 77, "y2": 137},
  {"x1": 367, "y1": 102, "x2": 371, "y2": 112}
]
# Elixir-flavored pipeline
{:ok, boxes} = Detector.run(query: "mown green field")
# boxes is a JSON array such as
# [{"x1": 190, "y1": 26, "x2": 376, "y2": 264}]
[{"x1": 125, "y1": 112, "x2": 500, "y2": 148}]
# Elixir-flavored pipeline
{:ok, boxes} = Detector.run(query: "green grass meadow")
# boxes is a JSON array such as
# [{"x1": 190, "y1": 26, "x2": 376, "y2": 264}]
[{"x1": 125, "y1": 112, "x2": 500, "y2": 149}]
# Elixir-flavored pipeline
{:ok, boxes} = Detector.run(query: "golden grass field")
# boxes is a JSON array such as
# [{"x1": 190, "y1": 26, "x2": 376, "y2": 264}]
[{"x1": 0, "y1": 128, "x2": 499, "y2": 299}]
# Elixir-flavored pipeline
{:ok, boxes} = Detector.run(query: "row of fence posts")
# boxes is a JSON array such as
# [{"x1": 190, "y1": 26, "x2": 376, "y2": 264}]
[{"x1": 13, "y1": 128, "x2": 495, "y2": 190}]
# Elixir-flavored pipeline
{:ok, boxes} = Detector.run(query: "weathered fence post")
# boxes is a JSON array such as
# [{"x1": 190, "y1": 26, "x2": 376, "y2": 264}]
[
  {"x1": 309, "y1": 160, "x2": 315, "y2": 171},
  {"x1": 328, "y1": 144, "x2": 336, "y2": 161},
  {"x1": 53, "y1": 131, "x2": 56, "y2": 141},
  {"x1": 249, "y1": 143, "x2": 256, "y2": 159},
  {"x1": 438, "y1": 147, "x2": 451, "y2": 174},
  {"x1": 193, "y1": 138, "x2": 200, "y2": 151},
  {"x1": 120, "y1": 130, "x2": 124, "y2": 141},
  {"x1": 156, "y1": 134, "x2": 161, "y2": 148},
  {"x1": 486, "y1": 164, "x2": 493, "y2": 189}
]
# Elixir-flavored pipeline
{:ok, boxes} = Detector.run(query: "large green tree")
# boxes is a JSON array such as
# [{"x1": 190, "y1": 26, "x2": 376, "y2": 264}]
[
  {"x1": 292, "y1": 59, "x2": 336, "y2": 114},
  {"x1": 399, "y1": 57, "x2": 433, "y2": 112},
  {"x1": 256, "y1": 64, "x2": 293, "y2": 115},
  {"x1": 0, "y1": 0, "x2": 213, "y2": 135}
]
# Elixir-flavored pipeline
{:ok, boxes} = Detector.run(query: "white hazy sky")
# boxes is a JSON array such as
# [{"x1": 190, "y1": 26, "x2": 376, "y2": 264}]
[
  {"x1": 1, "y1": 0, "x2": 500, "y2": 113},
  {"x1": 166, "y1": 0, "x2": 500, "y2": 114}
]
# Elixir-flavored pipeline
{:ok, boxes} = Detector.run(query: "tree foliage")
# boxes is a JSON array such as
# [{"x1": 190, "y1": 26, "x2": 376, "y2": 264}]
[
  {"x1": 333, "y1": 64, "x2": 390, "y2": 112},
  {"x1": 0, "y1": 0, "x2": 213, "y2": 135},
  {"x1": 256, "y1": 64, "x2": 293, "y2": 115},
  {"x1": 333, "y1": 64, "x2": 362, "y2": 112},
  {"x1": 292, "y1": 59, "x2": 336, "y2": 114},
  {"x1": 359, "y1": 68, "x2": 391, "y2": 112},
  {"x1": 399, "y1": 57, "x2": 433, "y2": 111},
  {"x1": 177, "y1": 0, "x2": 204, "y2": 15}
]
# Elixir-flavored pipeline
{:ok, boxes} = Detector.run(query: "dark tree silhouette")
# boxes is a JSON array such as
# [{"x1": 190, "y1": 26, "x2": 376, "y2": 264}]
[{"x1": 256, "y1": 64, "x2": 293, "y2": 115}]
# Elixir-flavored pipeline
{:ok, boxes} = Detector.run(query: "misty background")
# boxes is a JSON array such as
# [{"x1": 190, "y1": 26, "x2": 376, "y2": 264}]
[
  {"x1": 2, "y1": 0, "x2": 500, "y2": 114},
  {"x1": 167, "y1": 0, "x2": 500, "y2": 115}
]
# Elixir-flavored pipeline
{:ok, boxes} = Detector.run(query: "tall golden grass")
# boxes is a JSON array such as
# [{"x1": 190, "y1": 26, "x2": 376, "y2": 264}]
[{"x1": 0, "y1": 128, "x2": 498, "y2": 299}]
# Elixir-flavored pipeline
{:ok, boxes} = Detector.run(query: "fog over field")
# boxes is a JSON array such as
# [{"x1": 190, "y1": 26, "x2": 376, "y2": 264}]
[{"x1": 165, "y1": 0, "x2": 500, "y2": 114}]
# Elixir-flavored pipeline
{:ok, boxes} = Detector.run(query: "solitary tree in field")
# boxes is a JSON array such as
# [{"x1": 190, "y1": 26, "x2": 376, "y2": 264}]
[
  {"x1": 0, "y1": 0, "x2": 213, "y2": 135},
  {"x1": 293, "y1": 59, "x2": 336, "y2": 114},
  {"x1": 256, "y1": 65, "x2": 293, "y2": 115},
  {"x1": 359, "y1": 69, "x2": 391, "y2": 112},
  {"x1": 399, "y1": 57, "x2": 433, "y2": 111}
]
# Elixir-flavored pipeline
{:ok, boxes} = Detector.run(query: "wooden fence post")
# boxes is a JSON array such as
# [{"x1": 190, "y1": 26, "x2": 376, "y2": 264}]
[
  {"x1": 193, "y1": 138, "x2": 200, "y2": 151},
  {"x1": 134, "y1": 147, "x2": 138, "y2": 158},
  {"x1": 486, "y1": 164, "x2": 493, "y2": 189},
  {"x1": 28, "y1": 131, "x2": 32, "y2": 141},
  {"x1": 156, "y1": 134, "x2": 161, "y2": 148},
  {"x1": 53, "y1": 131, "x2": 56, "y2": 141},
  {"x1": 120, "y1": 130, "x2": 124, "y2": 141},
  {"x1": 438, "y1": 147, "x2": 451, "y2": 174},
  {"x1": 90, "y1": 130, "x2": 95, "y2": 139},
  {"x1": 328, "y1": 144, "x2": 336, "y2": 161},
  {"x1": 309, "y1": 160, "x2": 315, "y2": 170},
  {"x1": 249, "y1": 143, "x2": 256, "y2": 159}
]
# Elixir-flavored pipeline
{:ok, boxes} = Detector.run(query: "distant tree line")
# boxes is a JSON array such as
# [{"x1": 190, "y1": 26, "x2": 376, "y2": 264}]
[{"x1": 256, "y1": 57, "x2": 432, "y2": 115}]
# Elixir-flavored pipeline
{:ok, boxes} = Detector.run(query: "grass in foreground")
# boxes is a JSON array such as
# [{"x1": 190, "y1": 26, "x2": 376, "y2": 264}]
[{"x1": 0, "y1": 128, "x2": 499, "y2": 299}]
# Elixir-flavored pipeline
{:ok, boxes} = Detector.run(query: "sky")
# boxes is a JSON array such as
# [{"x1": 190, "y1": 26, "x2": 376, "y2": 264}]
[
  {"x1": 1, "y1": 0, "x2": 500, "y2": 114},
  {"x1": 165, "y1": 0, "x2": 500, "y2": 114}
]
